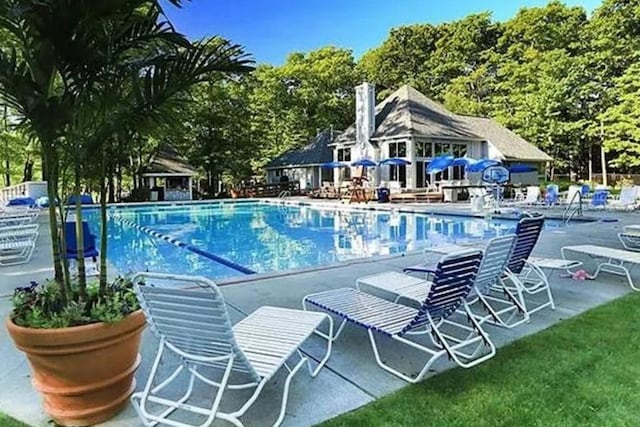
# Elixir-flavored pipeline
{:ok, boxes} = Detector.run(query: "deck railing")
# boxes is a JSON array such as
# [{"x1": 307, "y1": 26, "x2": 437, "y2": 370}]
[{"x1": 0, "y1": 181, "x2": 48, "y2": 201}]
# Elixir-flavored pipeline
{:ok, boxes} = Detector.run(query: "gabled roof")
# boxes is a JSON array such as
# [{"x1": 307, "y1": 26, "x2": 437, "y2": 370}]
[
  {"x1": 142, "y1": 144, "x2": 198, "y2": 176},
  {"x1": 265, "y1": 129, "x2": 340, "y2": 169},
  {"x1": 462, "y1": 116, "x2": 552, "y2": 162},
  {"x1": 333, "y1": 85, "x2": 552, "y2": 162}
]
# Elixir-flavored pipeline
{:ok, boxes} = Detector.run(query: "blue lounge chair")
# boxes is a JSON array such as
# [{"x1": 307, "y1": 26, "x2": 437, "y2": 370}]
[
  {"x1": 303, "y1": 249, "x2": 493, "y2": 383},
  {"x1": 544, "y1": 184, "x2": 559, "y2": 206},
  {"x1": 64, "y1": 221, "x2": 99, "y2": 260},
  {"x1": 589, "y1": 189, "x2": 609, "y2": 208}
]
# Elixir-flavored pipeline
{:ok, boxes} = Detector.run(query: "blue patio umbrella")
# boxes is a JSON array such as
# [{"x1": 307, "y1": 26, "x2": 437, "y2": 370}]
[
  {"x1": 426, "y1": 155, "x2": 454, "y2": 174},
  {"x1": 467, "y1": 158, "x2": 501, "y2": 172},
  {"x1": 351, "y1": 158, "x2": 378, "y2": 167},
  {"x1": 508, "y1": 164, "x2": 537, "y2": 173},
  {"x1": 321, "y1": 161, "x2": 348, "y2": 168},
  {"x1": 379, "y1": 157, "x2": 412, "y2": 166},
  {"x1": 450, "y1": 157, "x2": 477, "y2": 168}
]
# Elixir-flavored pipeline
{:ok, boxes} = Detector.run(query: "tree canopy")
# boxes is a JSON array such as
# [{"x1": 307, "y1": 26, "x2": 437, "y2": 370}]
[{"x1": 3, "y1": 0, "x2": 640, "y2": 195}]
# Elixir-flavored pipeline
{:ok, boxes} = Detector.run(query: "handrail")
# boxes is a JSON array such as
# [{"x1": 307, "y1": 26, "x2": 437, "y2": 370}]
[
  {"x1": 562, "y1": 190, "x2": 582, "y2": 224},
  {"x1": 278, "y1": 190, "x2": 291, "y2": 199}
]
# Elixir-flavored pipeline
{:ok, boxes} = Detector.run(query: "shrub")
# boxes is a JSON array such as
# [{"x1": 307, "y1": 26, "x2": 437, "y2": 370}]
[{"x1": 11, "y1": 276, "x2": 140, "y2": 329}]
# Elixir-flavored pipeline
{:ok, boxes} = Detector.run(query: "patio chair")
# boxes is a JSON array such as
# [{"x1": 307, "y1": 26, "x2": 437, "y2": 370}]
[
  {"x1": 588, "y1": 189, "x2": 609, "y2": 209},
  {"x1": 564, "y1": 185, "x2": 582, "y2": 205},
  {"x1": 561, "y1": 245, "x2": 640, "y2": 291},
  {"x1": 609, "y1": 186, "x2": 638, "y2": 210},
  {"x1": 131, "y1": 273, "x2": 333, "y2": 427},
  {"x1": 303, "y1": 249, "x2": 495, "y2": 383},
  {"x1": 0, "y1": 225, "x2": 38, "y2": 266},
  {"x1": 0, "y1": 208, "x2": 39, "y2": 224},
  {"x1": 64, "y1": 221, "x2": 100, "y2": 276},
  {"x1": 415, "y1": 215, "x2": 566, "y2": 326},
  {"x1": 358, "y1": 234, "x2": 519, "y2": 329},
  {"x1": 543, "y1": 184, "x2": 559, "y2": 206},
  {"x1": 64, "y1": 221, "x2": 99, "y2": 261},
  {"x1": 506, "y1": 186, "x2": 540, "y2": 206},
  {"x1": 0, "y1": 224, "x2": 39, "y2": 241}
]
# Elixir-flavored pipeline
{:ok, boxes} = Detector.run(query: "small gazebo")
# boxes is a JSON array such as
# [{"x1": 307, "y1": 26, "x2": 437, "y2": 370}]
[{"x1": 142, "y1": 145, "x2": 197, "y2": 201}]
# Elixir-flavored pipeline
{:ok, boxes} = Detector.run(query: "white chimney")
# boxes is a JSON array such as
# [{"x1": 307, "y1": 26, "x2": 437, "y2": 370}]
[{"x1": 355, "y1": 82, "x2": 375, "y2": 154}]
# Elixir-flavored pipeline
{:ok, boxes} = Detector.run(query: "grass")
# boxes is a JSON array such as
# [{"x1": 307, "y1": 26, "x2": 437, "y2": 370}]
[
  {"x1": 0, "y1": 414, "x2": 26, "y2": 427},
  {"x1": 322, "y1": 292, "x2": 640, "y2": 427}
]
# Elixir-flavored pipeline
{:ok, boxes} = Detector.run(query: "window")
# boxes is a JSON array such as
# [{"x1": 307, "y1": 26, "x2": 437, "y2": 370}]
[
  {"x1": 415, "y1": 140, "x2": 432, "y2": 158},
  {"x1": 390, "y1": 165, "x2": 407, "y2": 187},
  {"x1": 435, "y1": 169, "x2": 450, "y2": 181},
  {"x1": 388, "y1": 141, "x2": 407, "y2": 158},
  {"x1": 337, "y1": 148, "x2": 351, "y2": 162},
  {"x1": 452, "y1": 143, "x2": 468, "y2": 180},
  {"x1": 434, "y1": 142, "x2": 451, "y2": 157},
  {"x1": 453, "y1": 144, "x2": 467, "y2": 157},
  {"x1": 415, "y1": 161, "x2": 431, "y2": 188}
]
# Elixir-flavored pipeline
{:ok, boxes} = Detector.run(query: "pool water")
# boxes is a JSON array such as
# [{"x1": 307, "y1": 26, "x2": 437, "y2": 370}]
[{"x1": 83, "y1": 202, "x2": 563, "y2": 280}]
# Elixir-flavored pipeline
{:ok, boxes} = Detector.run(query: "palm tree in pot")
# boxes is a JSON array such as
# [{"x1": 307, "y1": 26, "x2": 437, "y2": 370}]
[{"x1": 0, "y1": 0, "x2": 252, "y2": 424}]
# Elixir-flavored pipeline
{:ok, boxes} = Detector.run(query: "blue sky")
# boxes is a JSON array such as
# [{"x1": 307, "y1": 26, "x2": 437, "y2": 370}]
[{"x1": 161, "y1": 0, "x2": 601, "y2": 65}]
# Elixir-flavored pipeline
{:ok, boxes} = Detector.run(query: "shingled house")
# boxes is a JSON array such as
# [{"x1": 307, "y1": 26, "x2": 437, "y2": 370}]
[
  {"x1": 267, "y1": 83, "x2": 551, "y2": 191},
  {"x1": 332, "y1": 83, "x2": 551, "y2": 189},
  {"x1": 265, "y1": 129, "x2": 341, "y2": 190}
]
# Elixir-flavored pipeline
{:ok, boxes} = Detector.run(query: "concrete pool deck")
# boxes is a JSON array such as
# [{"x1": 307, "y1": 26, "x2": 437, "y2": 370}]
[{"x1": 1, "y1": 203, "x2": 639, "y2": 426}]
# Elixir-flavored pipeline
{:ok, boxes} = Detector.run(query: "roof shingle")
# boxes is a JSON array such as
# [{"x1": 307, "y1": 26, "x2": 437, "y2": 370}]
[
  {"x1": 142, "y1": 144, "x2": 198, "y2": 176},
  {"x1": 265, "y1": 130, "x2": 339, "y2": 168}
]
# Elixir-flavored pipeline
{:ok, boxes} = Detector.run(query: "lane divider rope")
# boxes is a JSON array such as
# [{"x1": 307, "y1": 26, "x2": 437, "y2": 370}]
[{"x1": 112, "y1": 214, "x2": 256, "y2": 275}]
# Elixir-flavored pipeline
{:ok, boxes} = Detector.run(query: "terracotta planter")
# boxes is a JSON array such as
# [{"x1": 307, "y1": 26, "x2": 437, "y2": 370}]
[{"x1": 6, "y1": 310, "x2": 146, "y2": 426}]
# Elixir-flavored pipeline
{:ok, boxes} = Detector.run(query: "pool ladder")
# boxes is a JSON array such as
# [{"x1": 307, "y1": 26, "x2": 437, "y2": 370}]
[
  {"x1": 562, "y1": 191, "x2": 583, "y2": 224},
  {"x1": 278, "y1": 190, "x2": 291, "y2": 200}
]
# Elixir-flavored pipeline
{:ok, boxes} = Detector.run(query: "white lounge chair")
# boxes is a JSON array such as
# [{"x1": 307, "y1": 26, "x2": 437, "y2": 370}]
[
  {"x1": 0, "y1": 212, "x2": 38, "y2": 226},
  {"x1": 561, "y1": 245, "x2": 640, "y2": 291},
  {"x1": 0, "y1": 237, "x2": 37, "y2": 266},
  {"x1": 618, "y1": 225, "x2": 640, "y2": 251},
  {"x1": 505, "y1": 186, "x2": 540, "y2": 206},
  {"x1": 0, "y1": 224, "x2": 39, "y2": 241},
  {"x1": 131, "y1": 273, "x2": 333, "y2": 427},
  {"x1": 609, "y1": 186, "x2": 638, "y2": 210},
  {"x1": 359, "y1": 234, "x2": 518, "y2": 330},
  {"x1": 303, "y1": 249, "x2": 495, "y2": 383}
]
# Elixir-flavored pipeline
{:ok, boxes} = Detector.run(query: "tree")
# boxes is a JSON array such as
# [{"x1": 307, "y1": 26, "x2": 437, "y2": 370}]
[
  {"x1": 250, "y1": 47, "x2": 359, "y2": 171},
  {"x1": 600, "y1": 62, "x2": 640, "y2": 169},
  {"x1": 0, "y1": 0, "x2": 252, "y2": 301}
]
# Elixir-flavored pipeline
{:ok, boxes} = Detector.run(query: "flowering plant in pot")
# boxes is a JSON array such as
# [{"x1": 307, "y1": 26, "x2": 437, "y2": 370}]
[{"x1": 0, "y1": 0, "x2": 252, "y2": 425}]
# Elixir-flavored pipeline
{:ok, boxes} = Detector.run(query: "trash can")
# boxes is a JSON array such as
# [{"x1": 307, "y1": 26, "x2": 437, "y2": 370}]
[{"x1": 376, "y1": 188, "x2": 390, "y2": 203}]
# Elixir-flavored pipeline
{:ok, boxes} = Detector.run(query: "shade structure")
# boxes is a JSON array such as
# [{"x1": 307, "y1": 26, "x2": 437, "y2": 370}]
[
  {"x1": 451, "y1": 157, "x2": 477, "y2": 168},
  {"x1": 426, "y1": 155, "x2": 454, "y2": 174},
  {"x1": 351, "y1": 158, "x2": 378, "y2": 167},
  {"x1": 379, "y1": 157, "x2": 412, "y2": 166},
  {"x1": 508, "y1": 164, "x2": 537, "y2": 173},
  {"x1": 321, "y1": 161, "x2": 348, "y2": 169},
  {"x1": 467, "y1": 158, "x2": 501, "y2": 172}
]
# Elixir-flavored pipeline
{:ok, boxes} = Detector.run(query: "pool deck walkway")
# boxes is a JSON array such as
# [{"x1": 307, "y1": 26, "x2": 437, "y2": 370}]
[{"x1": 1, "y1": 201, "x2": 639, "y2": 426}]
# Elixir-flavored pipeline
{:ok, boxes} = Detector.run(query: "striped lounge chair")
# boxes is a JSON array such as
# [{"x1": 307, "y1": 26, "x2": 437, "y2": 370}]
[
  {"x1": 131, "y1": 273, "x2": 333, "y2": 427},
  {"x1": 416, "y1": 215, "x2": 563, "y2": 327},
  {"x1": 360, "y1": 234, "x2": 519, "y2": 329},
  {"x1": 302, "y1": 249, "x2": 495, "y2": 383}
]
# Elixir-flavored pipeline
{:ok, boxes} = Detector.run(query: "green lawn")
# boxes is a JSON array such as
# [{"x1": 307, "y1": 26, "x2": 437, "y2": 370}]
[
  {"x1": 322, "y1": 292, "x2": 640, "y2": 427},
  {"x1": 0, "y1": 414, "x2": 26, "y2": 427}
]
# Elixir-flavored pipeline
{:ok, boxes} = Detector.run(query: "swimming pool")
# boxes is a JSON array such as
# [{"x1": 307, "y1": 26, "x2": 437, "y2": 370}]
[{"x1": 83, "y1": 201, "x2": 563, "y2": 280}]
